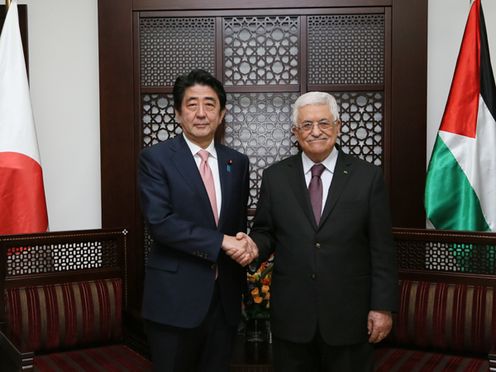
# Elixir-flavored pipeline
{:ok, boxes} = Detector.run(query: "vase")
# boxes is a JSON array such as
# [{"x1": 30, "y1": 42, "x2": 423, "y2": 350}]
[
  {"x1": 246, "y1": 318, "x2": 267, "y2": 342},
  {"x1": 245, "y1": 318, "x2": 271, "y2": 362}
]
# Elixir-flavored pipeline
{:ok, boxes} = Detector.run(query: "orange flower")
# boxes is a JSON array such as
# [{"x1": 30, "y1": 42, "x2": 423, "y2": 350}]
[{"x1": 244, "y1": 255, "x2": 274, "y2": 320}]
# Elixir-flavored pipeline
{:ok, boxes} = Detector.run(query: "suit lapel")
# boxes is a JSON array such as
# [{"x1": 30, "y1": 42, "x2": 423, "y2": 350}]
[
  {"x1": 216, "y1": 145, "x2": 231, "y2": 229},
  {"x1": 319, "y1": 151, "x2": 352, "y2": 227},
  {"x1": 171, "y1": 136, "x2": 217, "y2": 226},
  {"x1": 286, "y1": 155, "x2": 318, "y2": 229}
]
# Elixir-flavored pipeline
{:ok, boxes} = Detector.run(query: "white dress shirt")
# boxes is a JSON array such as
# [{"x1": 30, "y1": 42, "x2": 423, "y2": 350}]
[
  {"x1": 302, "y1": 148, "x2": 339, "y2": 215},
  {"x1": 183, "y1": 134, "x2": 222, "y2": 219}
]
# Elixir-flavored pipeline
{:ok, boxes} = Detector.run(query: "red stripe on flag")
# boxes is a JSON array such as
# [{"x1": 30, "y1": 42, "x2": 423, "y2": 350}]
[
  {"x1": 439, "y1": 0, "x2": 481, "y2": 138},
  {"x1": 0, "y1": 151, "x2": 48, "y2": 234}
]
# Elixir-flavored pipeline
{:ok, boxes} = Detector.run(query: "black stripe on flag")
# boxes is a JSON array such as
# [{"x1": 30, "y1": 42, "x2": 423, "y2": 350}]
[{"x1": 480, "y1": 2, "x2": 496, "y2": 120}]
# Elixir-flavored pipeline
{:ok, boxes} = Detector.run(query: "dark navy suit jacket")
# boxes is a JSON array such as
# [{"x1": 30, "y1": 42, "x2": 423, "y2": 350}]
[{"x1": 138, "y1": 135, "x2": 249, "y2": 328}]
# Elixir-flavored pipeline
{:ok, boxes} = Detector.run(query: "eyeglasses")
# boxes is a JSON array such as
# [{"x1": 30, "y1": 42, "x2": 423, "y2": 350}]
[{"x1": 294, "y1": 119, "x2": 339, "y2": 133}]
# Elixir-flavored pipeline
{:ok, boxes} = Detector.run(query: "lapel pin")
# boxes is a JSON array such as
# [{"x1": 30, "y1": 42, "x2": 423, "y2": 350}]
[
  {"x1": 344, "y1": 170, "x2": 349, "y2": 175},
  {"x1": 227, "y1": 159, "x2": 233, "y2": 172}
]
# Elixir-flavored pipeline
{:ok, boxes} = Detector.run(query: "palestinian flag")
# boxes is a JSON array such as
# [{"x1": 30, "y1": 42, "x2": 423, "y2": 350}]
[{"x1": 425, "y1": 0, "x2": 496, "y2": 232}]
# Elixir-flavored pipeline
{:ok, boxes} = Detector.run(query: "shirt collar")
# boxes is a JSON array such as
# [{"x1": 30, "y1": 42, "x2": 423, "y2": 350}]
[
  {"x1": 183, "y1": 134, "x2": 217, "y2": 159},
  {"x1": 301, "y1": 147, "x2": 338, "y2": 175}
]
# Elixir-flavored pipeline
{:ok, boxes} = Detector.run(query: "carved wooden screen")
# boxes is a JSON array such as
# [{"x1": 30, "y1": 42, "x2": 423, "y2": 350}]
[
  {"x1": 394, "y1": 228, "x2": 496, "y2": 276},
  {"x1": 137, "y1": 8, "x2": 390, "y2": 260},
  {"x1": 1, "y1": 230, "x2": 125, "y2": 277}
]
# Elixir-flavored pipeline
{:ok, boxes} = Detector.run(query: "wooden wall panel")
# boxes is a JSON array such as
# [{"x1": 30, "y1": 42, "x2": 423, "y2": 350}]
[
  {"x1": 390, "y1": 0, "x2": 428, "y2": 226},
  {"x1": 98, "y1": 0, "x2": 143, "y2": 316}
]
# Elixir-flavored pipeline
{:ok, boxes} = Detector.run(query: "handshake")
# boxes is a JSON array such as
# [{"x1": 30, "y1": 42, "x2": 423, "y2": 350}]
[{"x1": 222, "y1": 232, "x2": 258, "y2": 267}]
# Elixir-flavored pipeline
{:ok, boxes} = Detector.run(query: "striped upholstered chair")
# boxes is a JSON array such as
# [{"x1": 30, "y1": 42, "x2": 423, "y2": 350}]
[
  {"x1": 3, "y1": 278, "x2": 151, "y2": 371},
  {"x1": 375, "y1": 275, "x2": 496, "y2": 371},
  {"x1": 376, "y1": 228, "x2": 496, "y2": 372},
  {"x1": 0, "y1": 229, "x2": 152, "y2": 371}
]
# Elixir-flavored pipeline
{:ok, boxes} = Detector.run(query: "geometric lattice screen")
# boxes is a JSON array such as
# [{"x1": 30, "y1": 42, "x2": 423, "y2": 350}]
[
  {"x1": 333, "y1": 92, "x2": 384, "y2": 166},
  {"x1": 224, "y1": 92, "x2": 300, "y2": 208},
  {"x1": 6, "y1": 240, "x2": 119, "y2": 275},
  {"x1": 308, "y1": 15, "x2": 385, "y2": 85},
  {"x1": 142, "y1": 94, "x2": 177, "y2": 147},
  {"x1": 140, "y1": 17, "x2": 215, "y2": 86},
  {"x1": 224, "y1": 16, "x2": 299, "y2": 86},
  {"x1": 141, "y1": 91, "x2": 385, "y2": 178},
  {"x1": 139, "y1": 11, "x2": 387, "y2": 260},
  {"x1": 396, "y1": 239, "x2": 496, "y2": 275},
  {"x1": 139, "y1": 13, "x2": 386, "y2": 157}
]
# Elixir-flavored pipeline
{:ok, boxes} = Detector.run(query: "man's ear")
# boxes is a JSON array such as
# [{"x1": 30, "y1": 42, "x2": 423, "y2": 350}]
[{"x1": 335, "y1": 120, "x2": 342, "y2": 136}]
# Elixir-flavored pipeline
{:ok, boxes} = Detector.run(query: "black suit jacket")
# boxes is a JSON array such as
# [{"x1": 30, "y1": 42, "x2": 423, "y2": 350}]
[
  {"x1": 138, "y1": 135, "x2": 249, "y2": 328},
  {"x1": 250, "y1": 151, "x2": 398, "y2": 345}
]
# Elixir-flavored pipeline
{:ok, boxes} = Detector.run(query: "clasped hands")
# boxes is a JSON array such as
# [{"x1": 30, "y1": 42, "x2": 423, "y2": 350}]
[{"x1": 222, "y1": 232, "x2": 258, "y2": 266}]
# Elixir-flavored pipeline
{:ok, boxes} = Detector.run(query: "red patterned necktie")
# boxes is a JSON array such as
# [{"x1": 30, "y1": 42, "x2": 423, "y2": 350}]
[
  {"x1": 198, "y1": 150, "x2": 218, "y2": 225},
  {"x1": 309, "y1": 163, "x2": 325, "y2": 225}
]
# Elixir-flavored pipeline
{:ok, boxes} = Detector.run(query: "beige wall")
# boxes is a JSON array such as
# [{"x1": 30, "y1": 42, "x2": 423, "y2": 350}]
[{"x1": 19, "y1": 0, "x2": 100, "y2": 231}]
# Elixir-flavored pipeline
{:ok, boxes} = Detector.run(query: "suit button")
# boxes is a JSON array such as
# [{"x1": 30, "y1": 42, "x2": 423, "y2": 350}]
[
  {"x1": 210, "y1": 264, "x2": 216, "y2": 270},
  {"x1": 311, "y1": 273, "x2": 316, "y2": 280},
  {"x1": 315, "y1": 242, "x2": 321, "y2": 248}
]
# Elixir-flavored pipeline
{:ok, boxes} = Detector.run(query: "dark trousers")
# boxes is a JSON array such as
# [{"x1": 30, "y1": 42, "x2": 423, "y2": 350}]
[
  {"x1": 145, "y1": 285, "x2": 237, "y2": 372},
  {"x1": 272, "y1": 331, "x2": 374, "y2": 372}
]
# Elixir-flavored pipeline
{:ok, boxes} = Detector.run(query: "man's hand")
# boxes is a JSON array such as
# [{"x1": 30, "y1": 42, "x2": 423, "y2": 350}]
[
  {"x1": 222, "y1": 234, "x2": 257, "y2": 266},
  {"x1": 236, "y1": 232, "x2": 258, "y2": 263},
  {"x1": 367, "y1": 310, "x2": 393, "y2": 343}
]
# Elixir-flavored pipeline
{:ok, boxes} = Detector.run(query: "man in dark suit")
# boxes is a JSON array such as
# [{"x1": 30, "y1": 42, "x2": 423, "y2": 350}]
[
  {"x1": 138, "y1": 69, "x2": 256, "y2": 372},
  {"x1": 246, "y1": 92, "x2": 398, "y2": 371}
]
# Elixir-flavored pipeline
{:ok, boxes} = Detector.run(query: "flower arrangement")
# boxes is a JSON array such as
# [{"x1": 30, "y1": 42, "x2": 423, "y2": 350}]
[{"x1": 244, "y1": 258, "x2": 273, "y2": 320}]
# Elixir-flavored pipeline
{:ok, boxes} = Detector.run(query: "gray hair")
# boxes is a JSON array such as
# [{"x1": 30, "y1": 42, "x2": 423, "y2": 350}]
[{"x1": 291, "y1": 92, "x2": 340, "y2": 125}]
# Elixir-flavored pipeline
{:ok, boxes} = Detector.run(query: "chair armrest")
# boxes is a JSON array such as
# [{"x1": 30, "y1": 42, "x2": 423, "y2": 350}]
[
  {"x1": 489, "y1": 347, "x2": 496, "y2": 372},
  {"x1": 0, "y1": 325, "x2": 34, "y2": 372},
  {"x1": 487, "y1": 345, "x2": 496, "y2": 372}
]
